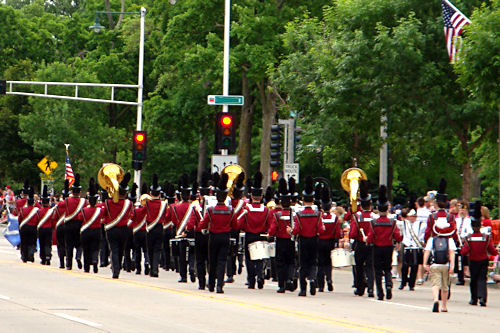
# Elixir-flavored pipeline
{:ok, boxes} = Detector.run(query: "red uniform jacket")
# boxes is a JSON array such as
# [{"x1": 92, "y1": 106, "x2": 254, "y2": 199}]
[
  {"x1": 292, "y1": 207, "x2": 324, "y2": 238},
  {"x1": 19, "y1": 206, "x2": 40, "y2": 227},
  {"x1": 37, "y1": 206, "x2": 56, "y2": 229},
  {"x1": 103, "y1": 199, "x2": 133, "y2": 228},
  {"x1": 65, "y1": 196, "x2": 86, "y2": 221},
  {"x1": 367, "y1": 216, "x2": 402, "y2": 246},
  {"x1": 186, "y1": 202, "x2": 204, "y2": 232},
  {"x1": 131, "y1": 205, "x2": 147, "y2": 232},
  {"x1": 320, "y1": 213, "x2": 341, "y2": 240},
  {"x1": 145, "y1": 199, "x2": 168, "y2": 225},
  {"x1": 81, "y1": 206, "x2": 104, "y2": 230},
  {"x1": 424, "y1": 209, "x2": 456, "y2": 242},
  {"x1": 14, "y1": 198, "x2": 40, "y2": 216},
  {"x1": 349, "y1": 211, "x2": 376, "y2": 241},
  {"x1": 170, "y1": 201, "x2": 191, "y2": 229},
  {"x1": 54, "y1": 200, "x2": 66, "y2": 228},
  {"x1": 461, "y1": 232, "x2": 498, "y2": 261},
  {"x1": 269, "y1": 208, "x2": 292, "y2": 239},
  {"x1": 237, "y1": 203, "x2": 272, "y2": 234},
  {"x1": 199, "y1": 204, "x2": 238, "y2": 233}
]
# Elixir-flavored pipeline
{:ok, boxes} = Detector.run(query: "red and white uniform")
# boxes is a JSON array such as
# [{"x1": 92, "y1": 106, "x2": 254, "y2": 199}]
[
  {"x1": 292, "y1": 207, "x2": 325, "y2": 237},
  {"x1": 320, "y1": 212, "x2": 341, "y2": 240},
  {"x1": 103, "y1": 199, "x2": 133, "y2": 229},
  {"x1": 199, "y1": 204, "x2": 238, "y2": 233},
  {"x1": 367, "y1": 216, "x2": 403, "y2": 246},
  {"x1": 237, "y1": 203, "x2": 272, "y2": 234}
]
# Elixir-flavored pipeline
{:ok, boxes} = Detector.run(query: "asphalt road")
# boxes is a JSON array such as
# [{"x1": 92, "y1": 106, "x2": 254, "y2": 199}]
[{"x1": 0, "y1": 234, "x2": 498, "y2": 333}]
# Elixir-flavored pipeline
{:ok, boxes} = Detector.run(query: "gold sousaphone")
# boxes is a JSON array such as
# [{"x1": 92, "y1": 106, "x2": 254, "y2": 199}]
[
  {"x1": 341, "y1": 167, "x2": 367, "y2": 212},
  {"x1": 98, "y1": 163, "x2": 124, "y2": 203},
  {"x1": 221, "y1": 164, "x2": 246, "y2": 199}
]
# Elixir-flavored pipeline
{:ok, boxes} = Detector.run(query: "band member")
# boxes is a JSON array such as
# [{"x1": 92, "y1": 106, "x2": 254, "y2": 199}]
[
  {"x1": 146, "y1": 174, "x2": 166, "y2": 278},
  {"x1": 199, "y1": 173, "x2": 239, "y2": 293},
  {"x1": 399, "y1": 209, "x2": 425, "y2": 290},
  {"x1": 98, "y1": 190, "x2": 110, "y2": 267},
  {"x1": 123, "y1": 184, "x2": 138, "y2": 272},
  {"x1": 132, "y1": 184, "x2": 149, "y2": 275},
  {"x1": 268, "y1": 178, "x2": 295, "y2": 293},
  {"x1": 104, "y1": 173, "x2": 133, "y2": 279},
  {"x1": 424, "y1": 178, "x2": 456, "y2": 242},
  {"x1": 18, "y1": 187, "x2": 39, "y2": 263},
  {"x1": 172, "y1": 174, "x2": 197, "y2": 283},
  {"x1": 37, "y1": 185, "x2": 55, "y2": 265},
  {"x1": 64, "y1": 174, "x2": 86, "y2": 270},
  {"x1": 80, "y1": 178, "x2": 104, "y2": 273},
  {"x1": 292, "y1": 176, "x2": 324, "y2": 297},
  {"x1": 237, "y1": 171, "x2": 273, "y2": 289},
  {"x1": 317, "y1": 186, "x2": 341, "y2": 292},
  {"x1": 461, "y1": 201, "x2": 498, "y2": 307},
  {"x1": 163, "y1": 182, "x2": 176, "y2": 271},
  {"x1": 367, "y1": 186, "x2": 402, "y2": 301},
  {"x1": 55, "y1": 180, "x2": 69, "y2": 268},
  {"x1": 349, "y1": 180, "x2": 377, "y2": 297},
  {"x1": 226, "y1": 172, "x2": 245, "y2": 283},
  {"x1": 15, "y1": 180, "x2": 39, "y2": 216}
]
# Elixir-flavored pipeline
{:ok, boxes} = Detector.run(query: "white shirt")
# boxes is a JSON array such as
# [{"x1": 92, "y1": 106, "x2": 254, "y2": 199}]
[
  {"x1": 455, "y1": 216, "x2": 473, "y2": 238},
  {"x1": 401, "y1": 219, "x2": 425, "y2": 248},
  {"x1": 416, "y1": 207, "x2": 431, "y2": 229}
]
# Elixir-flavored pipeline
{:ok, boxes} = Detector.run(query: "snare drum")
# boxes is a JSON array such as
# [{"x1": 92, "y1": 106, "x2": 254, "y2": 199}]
[
  {"x1": 331, "y1": 248, "x2": 354, "y2": 268},
  {"x1": 267, "y1": 242, "x2": 276, "y2": 257},
  {"x1": 248, "y1": 241, "x2": 270, "y2": 260},
  {"x1": 170, "y1": 238, "x2": 181, "y2": 257},
  {"x1": 188, "y1": 238, "x2": 195, "y2": 247}
]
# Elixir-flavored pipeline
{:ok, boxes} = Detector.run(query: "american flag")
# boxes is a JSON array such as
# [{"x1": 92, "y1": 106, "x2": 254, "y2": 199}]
[
  {"x1": 65, "y1": 152, "x2": 75, "y2": 188},
  {"x1": 442, "y1": 0, "x2": 471, "y2": 63}
]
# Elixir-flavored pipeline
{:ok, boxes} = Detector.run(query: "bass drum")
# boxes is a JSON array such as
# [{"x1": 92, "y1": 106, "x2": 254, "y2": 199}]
[
  {"x1": 331, "y1": 248, "x2": 354, "y2": 268},
  {"x1": 248, "y1": 241, "x2": 270, "y2": 260}
]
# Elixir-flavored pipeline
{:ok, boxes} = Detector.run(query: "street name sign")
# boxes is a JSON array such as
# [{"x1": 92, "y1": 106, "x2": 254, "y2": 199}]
[{"x1": 207, "y1": 95, "x2": 244, "y2": 106}]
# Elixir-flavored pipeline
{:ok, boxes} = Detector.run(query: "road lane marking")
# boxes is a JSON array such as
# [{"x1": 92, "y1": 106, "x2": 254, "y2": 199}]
[
  {"x1": 0, "y1": 259, "x2": 403, "y2": 333},
  {"x1": 0, "y1": 295, "x2": 10, "y2": 300},
  {"x1": 55, "y1": 313, "x2": 102, "y2": 328},
  {"x1": 367, "y1": 299, "x2": 428, "y2": 310}
]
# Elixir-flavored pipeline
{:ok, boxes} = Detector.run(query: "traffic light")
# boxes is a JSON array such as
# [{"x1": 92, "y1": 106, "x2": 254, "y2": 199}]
[
  {"x1": 132, "y1": 130, "x2": 147, "y2": 160},
  {"x1": 271, "y1": 170, "x2": 283, "y2": 183},
  {"x1": 294, "y1": 125, "x2": 302, "y2": 147},
  {"x1": 215, "y1": 112, "x2": 236, "y2": 153},
  {"x1": 270, "y1": 124, "x2": 282, "y2": 168},
  {"x1": 0, "y1": 80, "x2": 6, "y2": 95}
]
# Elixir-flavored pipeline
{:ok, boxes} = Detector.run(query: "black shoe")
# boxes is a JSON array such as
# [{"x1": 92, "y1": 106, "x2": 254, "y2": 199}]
[
  {"x1": 178, "y1": 278, "x2": 187, "y2": 283},
  {"x1": 310, "y1": 280, "x2": 316, "y2": 296},
  {"x1": 248, "y1": 282, "x2": 255, "y2": 289},
  {"x1": 112, "y1": 273, "x2": 119, "y2": 279},
  {"x1": 144, "y1": 264, "x2": 150, "y2": 275},
  {"x1": 77, "y1": 259, "x2": 83, "y2": 269},
  {"x1": 377, "y1": 295, "x2": 384, "y2": 301},
  {"x1": 66, "y1": 266, "x2": 72, "y2": 270},
  {"x1": 479, "y1": 298, "x2": 486, "y2": 307},
  {"x1": 46, "y1": 260, "x2": 50, "y2": 266},
  {"x1": 277, "y1": 288, "x2": 285, "y2": 293},
  {"x1": 318, "y1": 288, "x2": 324, "y2": 292},
  {"x1": 136, "y1": 269, "x2": 141, "y2": 275},
  {"x1": 151, "y1": 273, "x2": 159, "y2": 278},
  {"x1": 40, "y1": 260, "x2": 45, "y2": 265},
  {"x1": 298, "y1": 290, "x2": 306, "y2": 297},
  {"x1": 386, "y1": 288, "x2": 392, "y2": 300},
  {"x1": 432, "y1": 302, "x2": 439, "y2": 312},
  {"x1": 367, "y1": 289, "x2": 374, "y2": 298},
  {"x1": 190, "y1": 274, "x2": 196, "y2": 283},
  {"x1": 199, "y1": 285, "x2": 205, "y2": 290},
  {"x1": 216, "y1": 286, "x2": 224, "y2": 294},
  {"x1": 208, "y1": 285, "x2": 215, "y2": 292},
  {"x1": 398, "y1": 284, "x2": 405, "y2": 290},
  {"x1": 469, "y1": 299, "x2": 478, "y2": 306},
  {"x1": 456, "y1": 281, "x2": 465, "y2": 286},
  {"x1": 84, "y1": 269, "x2": 90, "y2": 273},
  {"x1": 93, "y1": 264, "x2": 98, "y2": 273},
  {"x1": 257, "y1": 279, "x2": 264, "y2": 289},
  {"x1": 238, "y1": 265, "x2": 243, "y2": 275},
  {"x1": 327, "y1": 282, "x2": 333, "y2": 292},
  {"x1": 409, "y1": 287, "x2": 415, "y2": 291},
  {"x1": 225, "y1": 277, "x2": 235, "y2": 283},
  {"x1": 354, "y1": 288, "x2": 364, "y2": 296}
]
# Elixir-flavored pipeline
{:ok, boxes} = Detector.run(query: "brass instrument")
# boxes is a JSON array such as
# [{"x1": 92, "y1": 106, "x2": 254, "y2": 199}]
[
  {"x1": 222, "y1": 164, "x2": 245, "y2": 199},
  {"x1": 341, "y1": 167, "x2": 367, "y2": 212},
  {"x1": 139, "y1": 193, "x2": 152, "y2": 206},
  {"x1": 98, "y1": 163, "x2": 124, "y2": 203}
]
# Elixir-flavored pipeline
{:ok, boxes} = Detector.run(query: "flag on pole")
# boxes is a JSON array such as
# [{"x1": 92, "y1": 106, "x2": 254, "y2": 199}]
[
  {"x1": 64, "y1": 144, "x2": 75, "y2": 188},
  {"x1": 442, "y1": 0, "x2": 471, "y2": 63}
]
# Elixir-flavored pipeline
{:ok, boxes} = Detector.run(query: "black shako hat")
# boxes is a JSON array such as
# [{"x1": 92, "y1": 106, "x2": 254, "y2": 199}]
[
  {"x1": 22, "y1": 179, "x2": 30, "y2": 194},
  {"x1": 128, "y1": 183, "x2": 138, "y2": 202},
  {"x1": 88, "y1": 178, "x2": 99, "y2": 206},
  {"x1": 359, "y1": 179, "x2": 372, "y2": 204},
  {"x1": 150, "y1": 174, "x2": 161, "y2": 196},
  {"x1": 41, "y1": 185, "x2": 50, "y2": 204},
  {"x1": 72, "y1": 174, "x2": 82, "y2": 193},
  {"x1": 61, "y1": 180, "x2": 70, "y2": 199},
  {"x1": 302, "y1": 176, "x2": 315, "y2": 202},
  {"x1": 321, "y1": 186, "x2": 332, "y2": 211},
  {"x1": 314, "y1": 183, "x2": 323, "y2": 207},
  {"x1": 250, "y1": 171, "x2": 263, "y2": 197},
  {"x1": 377, "y1": 185, "x2": 389, "y2": 212},
  {"x1": 278, "y1": 178, "x2": 290, "y2": 207},
  {"x1": 289, "y1": 177, "x2": 299, "y2": 203},
  {"x1": 216, "y1": 173, "x2": 229, "y2": 203},
  {"x1": 141, "y1": 183, "x2": 149, "y2": 196},
  {"x1": 233, "y1": 172, "x2": 246, "y2": 200},
  {"x1": 469, "y1": 201, "x2": 482, "y2": 228},
  {"x1": 166, "y1": 182, "x2": 176, "y2": 204},
  {"x1": 27, "y1": 186, "x2": 35, "y2": 205},
  {"x1": 118, "y1": 172, "x2": 131, "y2": 195},
  {"x1": 436, "y1": 178, "x2": 448, "y2": 203},
  {"x1": 190, "y1": 181, "x2": 198, "y2": 201},
  {"x1": 264, "y1": 186, "x2": 273, "y2": 205},
  {"x1": 179, "y1": 173, "x2": 191, "y2": 200},
  {"x1": 199, "y1": 171, "x2": 211, "y2": 196}
]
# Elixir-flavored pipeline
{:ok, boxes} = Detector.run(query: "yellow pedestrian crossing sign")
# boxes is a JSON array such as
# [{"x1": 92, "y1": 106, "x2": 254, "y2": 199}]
[{"x1": 37, "y1": 156, "x2": 58, "y2": 175}]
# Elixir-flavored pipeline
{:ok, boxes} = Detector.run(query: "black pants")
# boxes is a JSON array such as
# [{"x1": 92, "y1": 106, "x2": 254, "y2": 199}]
[
  {"x1": 133, "y1": 229, "x2": 149, "y2": 272},
  {"x1": 106, "y1": 226, "x2": 128, "y2": 278},
  {"x1": 19, "y1": 224, "x2": 37, "y2": 262},
  {"x1": 162, "y1": 227, "x2": 175, "y2": 270},
  {"x1": 276, "y1": 237, "x2": 295, "y2": 289},
  {"x1": 401, "y1": 249, "x2": 421, "y2": 288},
  {"x1": 373, "y1": 246, "x2": 394, "y2": 297},
  {"x1": 298, "y1": 236, "x2": 318, "y2": 292},
  {"x1": 56, "y1": 225, "x2": 66, "y2": 267},
  {"x1": 147, "y1": 224, "x2": 163, "y2": 276},
  {"x1": 178, "y1": 234, "x2": 195, "y2": 280},
  {"x1": 123, "y1": 227, "x2": 134, "y2": 271},
  {"x1": 64, "y1": 220, "x2": 82, "y2": 269},
  {"x1": 80, "y1": 228, "x2": 100, "y2": 272},
  {"x1": 226, "y1": 229, "x2": 239, "y2": 277},
  {"x1": 195, "y1": 232, "x2": 209, "y2": 288},
  {"x1": 208, "y1": 233, "x2": 230, "y2": 289},
  {"x1": 99, "y1": 225, "x2": 110, "y2": 266},
  {"x1": 317, "y1": 238, "x2": 335, "y2": 289},
  {"x1": 354, "y1": 241, "x2": 374, "y2": 292},
  {"x1": 38, "y1": 227, "x2": 53, "y2": 263},
  {"x1": 469, "y1": 259, "x2": 489, "y2": 303},
  {"x1": 245, "y1": 232, "x2": 266, "y2": 286},
  {"x1": 454, "y1": 250, "x2": 468, "y2": 283}
]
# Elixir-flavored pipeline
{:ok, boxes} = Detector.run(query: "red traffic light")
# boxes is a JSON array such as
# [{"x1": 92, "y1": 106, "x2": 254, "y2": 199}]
[
  {"x1": 271, "y1": 170, "x2": 279, "y2": 182},
  {"x1": 134, "y1": 133, "x2": 145, "y2": 143},
  {"x1": 220, "y1": 115, "x2": 233, "y2": 127}
]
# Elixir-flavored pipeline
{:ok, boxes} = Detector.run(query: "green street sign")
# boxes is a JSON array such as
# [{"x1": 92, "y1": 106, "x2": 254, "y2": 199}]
[{"x1": 207, "y1": 95, "x2": 244, "y2": 106}]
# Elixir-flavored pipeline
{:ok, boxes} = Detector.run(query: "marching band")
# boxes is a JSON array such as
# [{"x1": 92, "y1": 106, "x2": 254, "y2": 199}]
[{"x1": 4, "y1": 164, "x2": 499, "y2": 311}]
